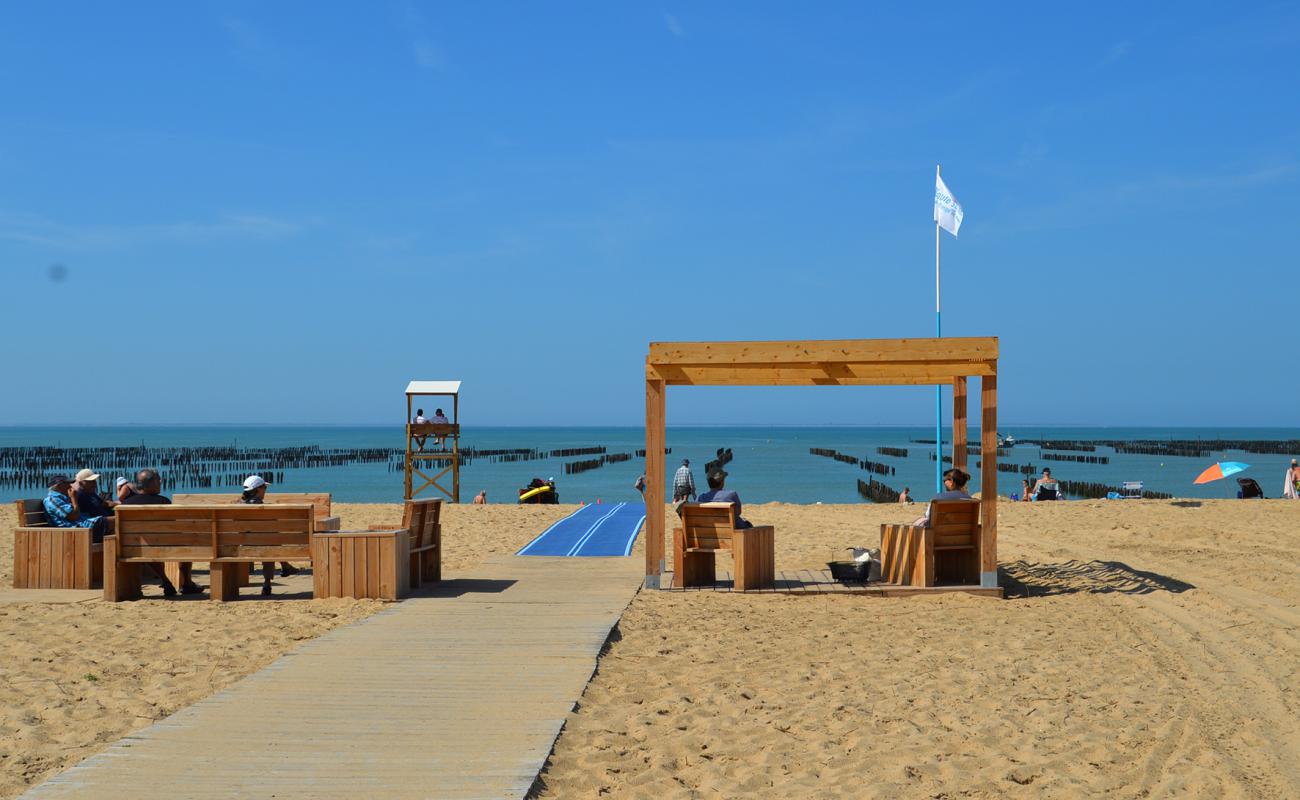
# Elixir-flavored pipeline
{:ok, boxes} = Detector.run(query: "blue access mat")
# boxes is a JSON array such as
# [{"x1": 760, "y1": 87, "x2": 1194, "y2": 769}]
[{"x1": 516, "y1": 502, "x2": 646, "y2": 557}]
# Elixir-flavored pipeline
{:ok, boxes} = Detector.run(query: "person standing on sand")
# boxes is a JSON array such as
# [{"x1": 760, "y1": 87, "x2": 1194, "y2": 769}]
[{"x1": 1285, "y1": 459, "x2": 1299, "y2": 499}]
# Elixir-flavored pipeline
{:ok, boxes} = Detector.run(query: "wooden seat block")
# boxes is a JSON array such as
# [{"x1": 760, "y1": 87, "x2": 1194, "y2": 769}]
[
  {"x1": 367, "y1": 498, "x2": 441, "y2": 588},
  {"x1": 311, "y1": 530, "x2": 410, "y2": 600},
  {"x1": 880, "y1": 499, "x2": 981, "y2": 587},
  {"x1": 12, "y1": 500, "x2": 104, "y2": 590},
  {"x1": 673, "y1": 504, "x2": 776, "y2": 591}
]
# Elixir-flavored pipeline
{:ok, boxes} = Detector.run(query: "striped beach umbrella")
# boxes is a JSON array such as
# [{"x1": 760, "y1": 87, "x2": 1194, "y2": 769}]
[{"x1": 1193, "y1": 461, "x2": 1250, "y2": 485}]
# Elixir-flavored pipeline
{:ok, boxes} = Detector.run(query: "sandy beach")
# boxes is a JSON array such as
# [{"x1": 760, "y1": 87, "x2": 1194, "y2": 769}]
[{"x1": 4, "y1": 499, "x2": 1298, "y2": 798}]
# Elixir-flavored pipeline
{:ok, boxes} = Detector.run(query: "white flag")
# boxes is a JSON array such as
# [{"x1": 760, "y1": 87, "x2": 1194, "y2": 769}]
[{"x1": 934, "y1": 171, "x2": 963, "y2": 237}]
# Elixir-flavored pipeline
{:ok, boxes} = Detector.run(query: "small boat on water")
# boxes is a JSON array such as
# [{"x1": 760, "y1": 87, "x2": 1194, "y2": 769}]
[{"x1": 998, "y1": 434, "x2": 1017, "y2": 448}]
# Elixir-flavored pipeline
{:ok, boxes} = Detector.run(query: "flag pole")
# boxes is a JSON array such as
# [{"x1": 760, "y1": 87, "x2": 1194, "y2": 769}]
[{"x1": 935, "y1": 164, "x2": 943, "y2": 493}]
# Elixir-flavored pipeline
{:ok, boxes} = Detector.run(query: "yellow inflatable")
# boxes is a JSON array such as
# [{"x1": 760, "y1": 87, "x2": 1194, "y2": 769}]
[{"x1": 518, "y1": 485, "x2": 553, "y2": 503}]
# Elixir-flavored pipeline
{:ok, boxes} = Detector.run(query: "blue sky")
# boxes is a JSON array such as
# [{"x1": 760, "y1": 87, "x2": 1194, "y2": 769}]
[{"x1": 2, "y1": 2, "x2": 1297, "y2": 426}]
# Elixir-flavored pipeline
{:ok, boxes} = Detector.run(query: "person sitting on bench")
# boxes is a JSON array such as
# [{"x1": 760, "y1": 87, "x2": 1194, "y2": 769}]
[
  {"x1": 120, "y1": 468, "x2": 204, "y2": 596},
  {"x1": 43, "y1": 474, "x2": 113, "y2": 542},
  {"x1": 912, "y1": 468, "x2": 973, "y2": 526},
  {"x1": 697, "y1": 469, "x2": 753, "y2": 529},
  {"x1": 432, "y1": 408, "x2": 450, "y2": 449},
  {"x1": 238, "y1": 475, "x2": 300, "y2": 596}
]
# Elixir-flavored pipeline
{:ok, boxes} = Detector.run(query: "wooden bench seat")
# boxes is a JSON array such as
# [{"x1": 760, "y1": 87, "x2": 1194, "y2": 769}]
[
  {"x1": 12, "y1": 499, "x2": 105, "y2": 589},
  {"x1": 880, "y1": 499, "x2": 981, "y2": 587},
  {"x1": 672, "y1": 502, "x2": 774, "y2": 591},
  {"x1": 172, "y1": 493, "x2": 342, "y2": 530},
  {"x1": 106, "y1": 504, "x2": 315, "y2": 601},
  {"x1": 368, "y1": 498, "x2": 441, "y2": 588}
]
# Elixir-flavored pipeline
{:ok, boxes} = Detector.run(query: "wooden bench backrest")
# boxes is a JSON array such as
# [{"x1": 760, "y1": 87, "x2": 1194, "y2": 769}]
[
  {"x1": 408, "y1": 423, "x2": 459, "y2": 437},
  {"x1": 681, "y1": 502, "x2": 737, "y2": 550},
  {"x1": 14, "y1": 499, "x2": 50, "y2": 527},
  {"x1": 929, "y1": 499, "x2": 981, "y2": 549},
  {"x1": 401, "y1": 498, "x2": 442, "y2": 550},
  {"x1": 172, "y1": 493, "x2": 332, "y2": 519},
  {"x1": 113, "y1": 504, "x2": 314, "y2": 562}
]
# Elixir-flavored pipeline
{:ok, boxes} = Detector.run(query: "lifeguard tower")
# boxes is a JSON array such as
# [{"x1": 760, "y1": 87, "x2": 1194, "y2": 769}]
[{"x1": 404, "y1": 381, "x2": 461, "y2": 502}]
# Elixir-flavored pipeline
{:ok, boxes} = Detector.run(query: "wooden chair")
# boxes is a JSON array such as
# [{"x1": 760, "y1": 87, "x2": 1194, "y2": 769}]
[
  {"x1": 369, "y1": 498, "x2": 441, "y2": 588},
  {"x1": 672, "y1": 502, "x2": 775, "y2": 591},
  {"x1": 12, "y1": 499, "x2": 105, "y2": 589},
  {"x1": 880, "y1": 499, "x2": 981, "y2": 587},
  {"x1": 106, "y1": 504, "x2": 314, "y2": 602}
]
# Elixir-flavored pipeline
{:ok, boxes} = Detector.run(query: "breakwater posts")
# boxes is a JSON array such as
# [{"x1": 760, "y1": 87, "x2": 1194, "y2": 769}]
[
  {"x1": 704, "y1": 448, "x2": 734, "y2": 477},
  {"x1": 975, "y1": 460, "x2": 1040, "y2": 476},
  {"x1": 634, "y1": 448, "x2": 672, "y2": 457},
  {"x1": 809, "y1": 448, "x2": 857, "y2": 466},
  {"x1": 857, "y1": 478, "x2": 900, "y2": 503},
  {"x1": 0, "y1": 445, "x2": 400, "y2": 494},
  {"x1": 928, "y1": 453, "x2": 953, "y2": 465},
  {"x1": 861, "y1": 459, "x2": 895, "y2": 476},
  {"x1": 563, "y1": 452, "x2": 634, "y2": 475},
  {"x1": 1059, "y1": 480, "x2": 1174, "y2": 500},
  {"x1": 1033, "y1": 441, "x2": 1097, "y2": 452},
  {"x1": 877, "y1": 446, "x2": 908, "y2": 458},
  {"x1": 550, "y1": 446, "x2": 606, "y2": 458},
  {"x1": 1041, "y1": 452, "x2": 1110, "y2": 465}
]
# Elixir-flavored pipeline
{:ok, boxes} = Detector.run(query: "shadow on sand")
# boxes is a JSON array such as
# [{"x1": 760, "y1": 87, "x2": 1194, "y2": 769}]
[{"x1": 1000, "y1": 559, "x2": 1196, "y2": 599}]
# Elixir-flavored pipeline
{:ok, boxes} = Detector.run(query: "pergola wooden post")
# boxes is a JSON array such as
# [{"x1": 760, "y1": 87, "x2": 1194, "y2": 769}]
[{"x1": 643, "y1": 337, "x2": 1000, "y2": 590}]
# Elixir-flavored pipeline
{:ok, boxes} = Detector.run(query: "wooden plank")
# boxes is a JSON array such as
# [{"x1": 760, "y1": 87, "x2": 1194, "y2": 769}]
[
  {"x1": 38, "y1": 531, "x2": 53, "y2": 589},
  {"x1": 649, "y1": 337, "x2": 999, "y2": 365},
  {"x1": 952, "y1": 376, "x2": 968, "y2": 470},
  {"x1": 60, "y1": 533, "x2": 75, "y2": 588},
  {"x1": 328, "y1": 536, "x2": 343, "y2": 597},
  {"x1": 14, "y1": 530, "x2": 29, "y2": 588},
  {"x1": 648, "y1": 362, "x2": 993, "y2": 386},
  {"x1": 980, "y1": 374, "x2": 998, "y2": 581},
  {"x1": 644, "y1": 377, "x2": 666, "y2": 583},
  {"x1": 122, "y1": 547, "x2": 211, "y2": 561},
  {"x1": 366, "y1": 537, "x2": 380, "y2": 598},
  {"x1": 119, "y1": 533, "x2": 211, "y2": 547}
]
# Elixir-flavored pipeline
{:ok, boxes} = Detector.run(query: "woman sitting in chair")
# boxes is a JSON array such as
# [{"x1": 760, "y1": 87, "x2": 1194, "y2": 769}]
[
  {"x1": 1031, "y1": 468, "x2": 1061, "y2": 500},
  {"x1": 912, "y1": 468, "x2": 972, "y2": 527}
]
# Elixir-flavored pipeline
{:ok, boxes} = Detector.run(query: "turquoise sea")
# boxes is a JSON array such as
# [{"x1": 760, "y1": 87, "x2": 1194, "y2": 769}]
[{"x1": 2, "y1": 426, "x2": 1298, "y2": 504}]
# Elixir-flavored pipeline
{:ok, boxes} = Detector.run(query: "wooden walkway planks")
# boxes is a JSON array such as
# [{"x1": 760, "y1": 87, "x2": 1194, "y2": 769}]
[{"x1": 21, "y1": 555, "x2": 643, "y2": 800}]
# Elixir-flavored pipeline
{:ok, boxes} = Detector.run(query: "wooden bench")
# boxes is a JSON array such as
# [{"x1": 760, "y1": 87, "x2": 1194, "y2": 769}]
[
  {"x1": 173, "y1": 493, "x2": 342, "y2": 530},
  {"x1": 880, "y1": 499, "x2": 981, "y2": 587},
  {"x1": 369, "y1": 498, "x2": 441, "y2": 588},
  {"x1": 11, "y1": 499, "x2": 105, "y2": 589},
  {"x1": 105, "y1": 504, "x2": 315, "y2": 602},
  {"x1": 673, "y1": 502, "x2": 775, "y2": 591}
]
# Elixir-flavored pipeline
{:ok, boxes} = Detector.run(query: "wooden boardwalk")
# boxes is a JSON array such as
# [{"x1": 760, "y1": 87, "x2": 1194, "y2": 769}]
[
  {"x1": 21, "y1": 555, "x2": 643, "y2": 800},
  {"x1": 662, "y1": 569, "x2": 1003, "y2": 598}
]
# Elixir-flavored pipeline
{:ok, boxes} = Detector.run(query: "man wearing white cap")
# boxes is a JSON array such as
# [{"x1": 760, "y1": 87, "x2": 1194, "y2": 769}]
[
  {"x1": 240, "y1": 475, "x2": 300, "y2": 594},
  {"x1": 72, "y1": 468, "x2": 117, "y2": 520}
]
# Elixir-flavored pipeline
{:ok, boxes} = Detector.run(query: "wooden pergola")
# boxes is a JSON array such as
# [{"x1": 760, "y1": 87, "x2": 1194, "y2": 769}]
[{"x1": 643, "y1": 337, "x2": 999, "y2": 589}]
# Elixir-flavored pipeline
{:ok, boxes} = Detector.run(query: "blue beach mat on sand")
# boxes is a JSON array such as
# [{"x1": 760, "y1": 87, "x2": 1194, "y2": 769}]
[{"x1": 516, "y1": 502, "x2": 646, "y2": 557}]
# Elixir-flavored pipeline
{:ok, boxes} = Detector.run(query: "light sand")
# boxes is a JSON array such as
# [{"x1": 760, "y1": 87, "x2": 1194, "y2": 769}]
[
  {"x1": 534, "y1": 499, "x2": 1300, "y2": 798},
  {"x1": 0, "y1": 501, "x2": 573, "y2": 799},
  {"x1": 5, "y1": 499, "x2": 1298, "y2": 798}
]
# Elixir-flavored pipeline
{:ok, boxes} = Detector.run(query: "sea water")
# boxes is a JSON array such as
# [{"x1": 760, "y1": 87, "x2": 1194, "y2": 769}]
[{"x1": 1, "y1": 425, "x2": 1297, "y2": 504}]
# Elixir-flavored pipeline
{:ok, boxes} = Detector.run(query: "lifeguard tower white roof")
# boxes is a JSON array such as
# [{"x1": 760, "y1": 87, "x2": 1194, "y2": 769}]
[{"x1": 405, "y1": 381, "x2": 461, "y2": 396}]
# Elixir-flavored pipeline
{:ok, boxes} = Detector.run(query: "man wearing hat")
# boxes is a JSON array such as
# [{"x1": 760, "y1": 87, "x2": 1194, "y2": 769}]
[
  {"x1": 72, "y1": 468, "x2": 117, "y2": 520},
  {"x1": 697, "y1": 469, "x2": 753, "y2": 529},
  {"x1": 672, "y1": 458, "x2": 696, "y2": 503},
  {"x1": 42, "y1": 474, "x2": 113, "y2": 542}
]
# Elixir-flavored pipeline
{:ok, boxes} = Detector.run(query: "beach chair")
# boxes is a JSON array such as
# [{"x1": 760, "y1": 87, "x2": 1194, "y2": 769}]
[
  {"x1": 1237, "y1": 478, "x2": 1264, "y2": 499},
  {"x1": 1033, "y1": 481, "x2": 1061, "y2": 501},
  {"x1": 672, "y1": 502, "x2": 774, "y2": 591},
  {"x1": 1120, "y1": 481, "x2": 1144, "y2": 499}
]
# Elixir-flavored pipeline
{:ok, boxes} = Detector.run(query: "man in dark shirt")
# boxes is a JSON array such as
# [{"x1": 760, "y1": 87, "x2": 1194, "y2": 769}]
[
  {"x1": 121, "y1": 468, "x2": 203, "y2": 596},
  {"x1": 696, "y1": 469, "x2": 753, "y2": 529},
  {"x1": 72, "y1": 468, "x2": 116, "y2": 519}
]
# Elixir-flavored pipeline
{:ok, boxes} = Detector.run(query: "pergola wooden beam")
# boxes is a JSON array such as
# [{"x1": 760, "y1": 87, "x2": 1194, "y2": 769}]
[{"x1": 643, "y1": 337, "x2": 999, "y2": 591}]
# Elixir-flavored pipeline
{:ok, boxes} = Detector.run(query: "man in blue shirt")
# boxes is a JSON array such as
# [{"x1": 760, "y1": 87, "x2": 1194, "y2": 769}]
[
  {"x1": 43, "y1": 475, "x2": 112, "y2": 542},
  {"x1": 697, "y1": 469, "x2": 753, "y2": 529}
]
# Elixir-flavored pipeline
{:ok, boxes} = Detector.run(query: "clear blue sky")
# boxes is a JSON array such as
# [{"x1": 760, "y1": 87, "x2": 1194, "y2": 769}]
[{"x1": 3, "y1": 2, "x2": 1297, "y2": 426}]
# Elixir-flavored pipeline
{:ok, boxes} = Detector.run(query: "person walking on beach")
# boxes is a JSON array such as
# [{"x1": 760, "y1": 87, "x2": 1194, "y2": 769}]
[
  {"x1": 120, "y1": 468, "x2": 204, "y2": 596},
  {"x1": 672, "y1": 459, "x2": 696, "y2": 503},
  {"x1": 238, "y1": 475, "x2": 299, "y2": 595},
  {"x1": 1285, "y1": 459, "x2": 1299, "y2": 499}
]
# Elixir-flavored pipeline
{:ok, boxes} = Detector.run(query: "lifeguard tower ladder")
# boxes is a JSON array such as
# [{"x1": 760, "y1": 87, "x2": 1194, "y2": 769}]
[{"x1": 404, "y1": 381, "x2": 461, "y2": 502}]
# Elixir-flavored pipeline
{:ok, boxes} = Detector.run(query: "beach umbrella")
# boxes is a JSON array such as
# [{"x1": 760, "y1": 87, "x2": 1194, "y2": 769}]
[{"x1": 1193, "y1": 461, "x2": 1250, "y2": 484}]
